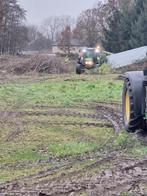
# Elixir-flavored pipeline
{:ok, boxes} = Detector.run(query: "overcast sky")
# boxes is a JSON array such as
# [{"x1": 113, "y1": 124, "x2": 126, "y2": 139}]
[{"x1": 18, "y1": 0, "x2": 97, "y2": 25}]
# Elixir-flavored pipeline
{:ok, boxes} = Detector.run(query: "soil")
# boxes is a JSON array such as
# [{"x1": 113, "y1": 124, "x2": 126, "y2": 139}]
[{"x1": 1, "y1": 151, "x2": 147, "y2": 196}]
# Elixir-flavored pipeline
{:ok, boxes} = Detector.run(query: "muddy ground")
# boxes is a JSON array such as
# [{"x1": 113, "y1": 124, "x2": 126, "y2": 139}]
[{"x1": 0, "y1": 101, "x2": 147, "y2": 196}]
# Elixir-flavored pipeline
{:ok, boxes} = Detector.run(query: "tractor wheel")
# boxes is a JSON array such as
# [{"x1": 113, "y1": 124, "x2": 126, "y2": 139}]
[
  {"x1": 122, "y1": 78, "x2": 143, "y2": 132},
  {"x1": 76, "y1": 64, "x2": 84, "y2": 74}
]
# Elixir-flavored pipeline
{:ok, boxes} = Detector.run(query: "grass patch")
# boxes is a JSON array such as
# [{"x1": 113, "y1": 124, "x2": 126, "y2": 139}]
[
  {"x1": 0, "y1": 122, "x2": 114, "y2": 166},
  {"x1": 114, "y1": 131, "x2": 134, "y2": 148},
  {"x1": 0, "y1": 144, "x2": 48, "y2": 164},
  {"x1": 131, "y1": 146, "x2": 147, "y2": 157},
  {"x1": 114, "y1": 131, "x2": 147, "y2": 158},
  {"x1": 0, "y1": 75, "x2": 122, "y2": 109},
  {"x1": 49, "y1": 141, "x2": 97, "y2": 157}
]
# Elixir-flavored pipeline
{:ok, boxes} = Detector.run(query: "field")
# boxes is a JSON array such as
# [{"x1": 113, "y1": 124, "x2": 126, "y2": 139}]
[{"x1": 1, "y1": 55, "x2": 147, "y2": 195}]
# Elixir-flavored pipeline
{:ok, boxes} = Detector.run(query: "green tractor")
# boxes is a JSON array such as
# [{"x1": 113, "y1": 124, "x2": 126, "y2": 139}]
[
  {"x1": 76, "y1": 47, "x2": 107, "y2": 74},
  {"x1": 122, "y1": 69, "x2": 147, "y2": 132}
]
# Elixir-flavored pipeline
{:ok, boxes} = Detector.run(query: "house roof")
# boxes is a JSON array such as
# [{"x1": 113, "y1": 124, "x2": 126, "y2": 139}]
[{"x1": 52, "y1": 39, "x2": 83, "y2": 47}]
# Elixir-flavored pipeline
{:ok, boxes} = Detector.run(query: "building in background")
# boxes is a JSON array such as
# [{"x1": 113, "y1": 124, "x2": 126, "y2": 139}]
[{"x1": 52, "y1": 39, "x2": 84, "y2": 54}]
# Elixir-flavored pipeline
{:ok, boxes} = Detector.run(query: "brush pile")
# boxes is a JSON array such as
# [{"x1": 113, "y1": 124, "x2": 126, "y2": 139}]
[
  {"x1": 0, "y1": 54, "x2": 71, "y2": 75},
  {"x1": 14, "y1": 55, "x2": 70, "y2": 74}
]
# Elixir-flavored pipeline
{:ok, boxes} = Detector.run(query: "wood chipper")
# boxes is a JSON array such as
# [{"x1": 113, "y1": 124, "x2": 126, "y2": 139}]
[
  {"x1": 76, "y1": 47, "x2": 107, "y2": 74},
  {"x1": 122, "y1": 63, "x2": 147, "y2": 132}
]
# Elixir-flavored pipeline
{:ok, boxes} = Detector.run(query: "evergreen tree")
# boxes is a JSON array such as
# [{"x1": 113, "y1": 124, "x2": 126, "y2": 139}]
[
  {"x1": 103, "y1": 0, "x2": 134, "y2": 52},
  {"x1": 103, "y1": 0, "x2": 147, "y2": 52},
  {"x1": 103, "y1": 9, "x2": 123, "y2": 53},
  {"x1": 129, "y1": 0, "x2": 147, "y2": 48},
  {"x1": 118, "y1": 12, "x2": 132, "y2": 51},
  {"x1": 133, "y1": 0, "x2": 146, "y2": 17},
  {"x1": 117, "y1": 0, "x2": 135, "y2": 51}
]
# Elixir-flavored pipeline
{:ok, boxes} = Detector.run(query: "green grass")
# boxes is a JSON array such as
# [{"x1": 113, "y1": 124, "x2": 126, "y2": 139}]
[
  {"x1": 49, "y1": 141, "x2": 97, "y2": 157},
  {"x1": 0, "y1": 124, "x2": 114, "y2": 164},
  {"x1": 0, "y1": 74, "x2": 128, "y2": 183},
  {"x1": 0, "y1": 75, "x2": 122, "y2": 109},
  {"x1": 0, "y1": 74, "x2": 122, "y2": 182},
  {"x1": 114, "y1": 131, "x2": 147, "y2": 158}
]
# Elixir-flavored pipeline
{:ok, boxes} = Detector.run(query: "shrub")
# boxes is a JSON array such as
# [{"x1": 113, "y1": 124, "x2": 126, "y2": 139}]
[{"x1": 98, "y1": 63, "x2": 112, "y2": 74}]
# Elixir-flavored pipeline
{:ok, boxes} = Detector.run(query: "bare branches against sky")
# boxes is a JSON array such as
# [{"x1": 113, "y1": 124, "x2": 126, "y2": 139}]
[{"x1": 18, "y1": 0, "x2": 96, "y2": 24}]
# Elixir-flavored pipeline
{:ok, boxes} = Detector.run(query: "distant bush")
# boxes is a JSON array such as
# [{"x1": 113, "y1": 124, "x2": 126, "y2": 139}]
[
  {"x1": 56, "y1": 52, "x2": 78, "y2": 60},
  {"x1": 98, "y1": 63, "x2": 112, "y2": 74}
]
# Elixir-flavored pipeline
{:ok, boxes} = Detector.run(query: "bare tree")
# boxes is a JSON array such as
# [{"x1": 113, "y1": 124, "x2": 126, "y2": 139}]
[
  {"x1": 58, "y1": 25, "x2": 72, "y2": 54},
  {"x1": 26, "y1": 25, "x2": 51, "y2": 51},
  {"x1": 0, "y1": 0, "x2": 27, "y2": 54},
  {"x1": 27, "y1": 25, "x2": 38, "y2": 43},
  {"x1": 42, "y1": 16, "x2": 61, "y2": 43},
  {"x1": 42, "y1": 15, "x2": 74, "y2": 44},
  {"x1": 73, "y1": 0, "x2": 121, "y2": 47},
  {"x1": 73, "y1": 8, "x2": 102, "y2": 47}
]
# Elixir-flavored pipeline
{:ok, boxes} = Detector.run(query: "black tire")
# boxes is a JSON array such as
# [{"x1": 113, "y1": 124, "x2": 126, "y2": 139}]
[
  {"x1": 76, "y1": 64, "x2": 84, "y2": 74},
  {"x1": 122, "y1": 78, "x2": 143, "y2": 132}
]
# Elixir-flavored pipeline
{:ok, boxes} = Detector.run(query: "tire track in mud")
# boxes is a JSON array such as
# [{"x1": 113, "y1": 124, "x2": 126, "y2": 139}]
[
  {"x1": 3, "y1": 101, "x2": 122, "y2": 139},
  {"x1": 1, "y1": 156, "x2": 147, "y2": 196},
  {"x1": 0, "y1": 152, "x2": 122, "y2": 194},
  {"x1": 2, "y1": 102, "x2": 147, "y2": 196},
  {"x1": 30, "y1": 158, "x2": 147, "y2": 196},
  {"x1": 1, "y1": 102, "x2": 122, "y2": 169},
  {"x1": 0, "y1": 102, "x2": 124, "y2": 195},
  {"x1": 96, "y1": 104, "x2": 123, "y2": 134}
]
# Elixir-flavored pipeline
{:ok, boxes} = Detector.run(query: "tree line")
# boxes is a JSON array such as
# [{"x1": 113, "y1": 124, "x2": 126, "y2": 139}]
[
  {"x1": 0, "y1": 0, "x2": 27, "y2": 54},
  {"x1": 73, "y1": 0, "x2": 147, "y2": 52},
  {"x1": 0, "y1": 0, "x2": 146, "y2": 54},
  {"x1": 103, "y1": 0, "x2": 147, "y2": 52}
]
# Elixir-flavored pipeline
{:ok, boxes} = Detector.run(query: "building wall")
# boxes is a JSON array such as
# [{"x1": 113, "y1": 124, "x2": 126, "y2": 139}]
[
  {"x1": 52, "y1": 46, "x2": 62, "y2": 54},
  {"x1": 52, "y1": 45, "x2": 81, "y2": 54}
]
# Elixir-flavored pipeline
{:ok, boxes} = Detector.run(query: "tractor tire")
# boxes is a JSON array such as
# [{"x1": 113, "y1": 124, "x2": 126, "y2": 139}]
[
  {"x1": 122, "y1": 77, "x2": 143, "y2": 132},
  {"x1": 76, "y1": 64, "x2": 84, "y2": 74}
]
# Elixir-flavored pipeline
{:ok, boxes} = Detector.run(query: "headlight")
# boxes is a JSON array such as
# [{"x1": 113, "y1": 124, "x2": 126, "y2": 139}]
[
  {"x1": 85, "y1": 61, "x2": 94, "y2": 68},
  {"x1": 85, "y1": 61, "x2": 93, "y2": 65}
]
